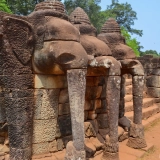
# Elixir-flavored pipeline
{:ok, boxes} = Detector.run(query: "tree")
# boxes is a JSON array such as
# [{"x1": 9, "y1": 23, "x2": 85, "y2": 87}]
[
  {"x1": 140, "y1": 50, "x2": 160, "y2": 57},
  {"x1": 121, "y1": 27, "x2": 140, "y2": 56},
  {"x1": 6, "y1": 0, "x2": 44, "y2": 15},
  {"x1": 0, "y1": 0, "x2": 12, "y2": 13},
  {"x1": 104, "y1": 1, "x2": 143, "y2": 36},
  {"x1": 64, "y1": 0, "x2": 104, "y2": 32}
]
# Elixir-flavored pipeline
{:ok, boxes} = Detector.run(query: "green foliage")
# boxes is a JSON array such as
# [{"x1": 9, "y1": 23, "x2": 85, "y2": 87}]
[
  {"x1": 140, "y1": 50, "x2": 160, "y2": 57},
  {"x1": 0, "y1": 0, "x2": 12, "y2": 13},
  {"x1": 64, "y1": 0, "x2": 104, "y2": 33},
  {"x1": 6, "y1": 0, "x2": 44, "y2": 15},
  {"x1": 121, "y1": 27, "x2": 140, "y2": 56},
  {"x1": 105, "y1": 1, "x2": 143, "y2": 36}
]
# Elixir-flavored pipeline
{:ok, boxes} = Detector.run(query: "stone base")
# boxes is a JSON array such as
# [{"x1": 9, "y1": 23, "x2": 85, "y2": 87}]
[
  {"x1": 65, "y1": 141, "x2": 86, "y2": 160},
  {"x1": 127, "y1": 137, "x2": 147, "y2": 149},
  {"x1": 101, "y1": 152, "x2": 119, "y2": 160},
  {"x1": 127, "y1": 123, "x2": 147, "y2": 149}
]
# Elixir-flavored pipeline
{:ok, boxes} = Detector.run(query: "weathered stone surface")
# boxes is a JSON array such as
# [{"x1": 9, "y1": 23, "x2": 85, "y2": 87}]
[
  {"x1": 8, "y1": 123, "x2": 32, "y2": 149},
  {"x1": 59, "y1": 88, "x2": 69, "y2": 103},
  {"x1": 57, "y1": 115, "x2": 72, "y2": 137},
  {"x1": 62, "y1": 135, "x2": 72, "y2": 147},
  {"x1": 49, "y1": 140, "x2": 57, "y2": 153},
  {"x1": 97, "y1": 133, "x2": 105, "y2": 144},
  {"x1": 94, "y1": 99, "x2": 102, "y2": 109},
  {"x1": 65, "y1": 141, "x2": 86, "y2": 160},
  {"x1": 4, "y1": 89, "x2": 34, "y2": 98},
  {"x1": 84, "y1": 122, "x2": 96, "y2": 138},
  {"x1": 97, "y1": 113, "x2": 108, "y2": 129},
  {"x1": 10, "y1": 147, "x2": 31, "y2": 160},
  {"x1": 127, "y1": 123, "x2": 147, "y2": 149},
  {"x1": 67, "y1": 69, "x2": 86, "y2": 152},
  {"x1": 0, "y1": 145, "x2": 9, "y2": 153},
  {"x1": 119, "y1": 132, "x2": 128, "y2": 142},
  {"x1": 84, "y1": 111, "x2": 88, "y2": 121},
  {"x1": 57, "y1": 138, "x2": 64, "y2": 151},
  {"x1": 146, "y1": 75, "x2": 160, "y2": 88},
  {"x1": 98, "y1": 129, "x2": 109, "y2": 140},
  {"x1": 84, "y1": 100, "x2": 93, "y2": 111},
  {"x1": 0, "y1": 137, "x2": 4, "y2": 144},
  {"x1": 34, "y1": 74, "x2": 67, "y2": 89},
  {"x1": 118, "y1": 127, "x2": 124, "y2": 138},
  {"x1": 85, "y1": 138, "x2": 96, "y2": 158},
  {"x1": 32, "y1": 119, "x2": 57, "y2": 143},
  {"x1": 5, "y1": 97, "x2": 34, "y2": 125},
  {"x1": 58, "y1": 103, "x2": 70, "y2": 116},
  {"x1": 0, "y1": 75, "x2": 34, "y2": 89},
  {"x1": 147, "y1": 87, "x2": 160, "y2": 98},
  {"x1": 118, "y1": 116, "x2": 131, "y2": 130},
  {"x1": 88, "y1": 111, "x2": 97, "y2": 120},
  {"x1": 32, "y1": 142, "x2": 49, "y2": 155},
  {"x1": 0, "y1": 97, "x2": 5, "y2": 123},
  {"x1": 132, "y1": 76, "x2": 144, "y2": 96},
  {"x1": 87, "y1": 119, "x2": 99, "y2": 134},
  {"x1": 34, "y1": 89, "x2": 59, "y2": 119},
  {"x1": 90, "y1": 137, "x2": 103, "y2": 150}
]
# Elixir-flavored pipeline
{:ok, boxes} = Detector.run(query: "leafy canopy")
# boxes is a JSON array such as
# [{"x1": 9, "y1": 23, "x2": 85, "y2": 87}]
[
  {"x1": 0, "y1": 0, "x2": 12, "y2": 13},
  {"x1": 104, "y1": 1, "x2": 143, "y2": 36}
]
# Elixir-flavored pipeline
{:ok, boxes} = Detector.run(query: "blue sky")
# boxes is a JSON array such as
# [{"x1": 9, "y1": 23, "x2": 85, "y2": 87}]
[{"x1": 62, "y1": 0, "x2": 160, "y2": 53}]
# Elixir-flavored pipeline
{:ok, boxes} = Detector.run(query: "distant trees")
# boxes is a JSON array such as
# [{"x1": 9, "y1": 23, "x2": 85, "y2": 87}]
[
  {"x1": 0, "y1": 0, "x2": 12, "y2": 13},
  {"x1": 140, "y1": 50, "x2": 160, "y2": 57},
  {"x1": 121, "y1": 27, "x2": 140, "y2": 56},
  {"x1": 6, "y1": 0, "x2": 43, "y2": 15}
]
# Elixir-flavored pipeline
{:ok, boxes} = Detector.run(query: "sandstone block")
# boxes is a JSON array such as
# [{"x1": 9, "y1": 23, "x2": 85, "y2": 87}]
[
  {"x1": 34, "y1": 74, "x2": 67, "y2": 89},
  {"x1": 32, "y1": 142, "x2": 49, "y2": 155},
  {"x1": 57, "y1": 115, "x2": 72, "y2": 137},
  {"x1": 49, "y1": 140, "x2": 58, "y2": 153},
  {"x1": 84, "y1": 122, "x2": 96, "y2": 138},
  {"x1": 32, "y1": 119, "x2": 57, "y2": 143},
  {"x1": 62, "y1": 135, "x2": 72, "y2": 147},
  {"x1": 85, "y1": 138, "x2": 96, "y2": 158},
  {"x1": 146, "y1": 76, "x2": 160, "y2": 87},
  {"x1": 0, "y1": 75, "x2": 34, "y2": 89},
  {"x1": 88, "y1": 111, "x2": 97, "y2": 120},
  {"x1": 86, "y1": 119, "x2": 99, "y2": 134},
  {"x1": 34, "y1": 89, "x2": 59, "y2": 119},
  {"x1": 97, "y1": 113, "x2": 108, "y2": 129},
  {"x1": 58, "y1": 103, "x2": 70, "y2": 116},
  {"x1": 10, "y1": 147, "x2": 31, "y2": 160},
  {"x1": 57, "y1": 139, "x2": 64, "y2": 151},
  {"x1": 59, "y1": 88, "x2": 69, "y2": 103},
  {"x1": 147, "y1": 87, "x2": 160, "y2": 98},
  {"x1": 90, "y1": 137, "x2": 103, "y2": 150}
]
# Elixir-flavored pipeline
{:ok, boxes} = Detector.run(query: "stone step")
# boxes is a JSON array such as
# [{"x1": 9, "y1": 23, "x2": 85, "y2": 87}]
[
  {"x1": 125, "y1": 98, "x2": 154, "y2": 112},
  {"x1": 124, "y1": 92, "x2": 147, "y2": 103},
  {"x1": 125, "y1": 79, "x2": 132, "y2": 87},
  {"x1": 125, "y1": 103, "x2": 160, "y2": 121}
]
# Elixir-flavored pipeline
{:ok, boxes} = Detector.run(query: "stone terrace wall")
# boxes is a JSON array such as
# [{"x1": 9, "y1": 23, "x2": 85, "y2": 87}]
[
  {"x1": 137, "y1": 55, "x2": 160, "y2": 98},
  {"x1": 32, "y1": 74, "x2": 108, "y2": 157}
]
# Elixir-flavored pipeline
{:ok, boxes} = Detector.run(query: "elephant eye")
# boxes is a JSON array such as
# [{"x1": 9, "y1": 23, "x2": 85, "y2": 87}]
[{"x1": 57, "y1": 53, "x2": 76, "y2": 64}]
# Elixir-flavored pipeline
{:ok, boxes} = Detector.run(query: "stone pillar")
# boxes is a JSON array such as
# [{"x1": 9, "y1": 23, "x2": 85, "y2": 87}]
[
  {"x1": 102, "y1": 76, "x2": 120, "y2": 160},
  {"x1": 65, "y1": 69, "x2": 87, "y2": 160}
]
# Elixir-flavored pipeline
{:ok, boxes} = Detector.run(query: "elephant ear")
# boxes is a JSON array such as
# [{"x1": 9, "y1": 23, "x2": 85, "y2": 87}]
[{"x1": 3, "y1": 16, "x2": 35, "y2": 65}]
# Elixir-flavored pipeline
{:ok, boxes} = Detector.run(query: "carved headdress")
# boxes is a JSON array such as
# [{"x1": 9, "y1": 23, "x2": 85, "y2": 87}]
[{"x1": 70, "y1": 7, "x2": 96, "y2": 36}]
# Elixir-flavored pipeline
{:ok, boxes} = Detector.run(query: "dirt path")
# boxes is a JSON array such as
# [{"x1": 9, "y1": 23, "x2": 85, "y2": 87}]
[{"x1": 138, "y1": 119, "x2": 160, "y2": 160}]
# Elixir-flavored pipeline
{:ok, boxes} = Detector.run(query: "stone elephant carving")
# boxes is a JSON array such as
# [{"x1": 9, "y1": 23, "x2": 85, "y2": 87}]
[
  {"x1": 98, "y1": 18, "x2": 147, "y2": 150},
  {"x1": 70, "y1": 8, "x2": 121, "y2": 160},
  {"x1": 0, "y1": 1, "x2": 89, "y2": 159}
]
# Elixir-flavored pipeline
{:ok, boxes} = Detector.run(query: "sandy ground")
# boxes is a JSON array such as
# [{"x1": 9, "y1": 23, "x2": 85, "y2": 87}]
[{"x1": 138, "y1": 120, "x2": 160, "y2": 160}]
